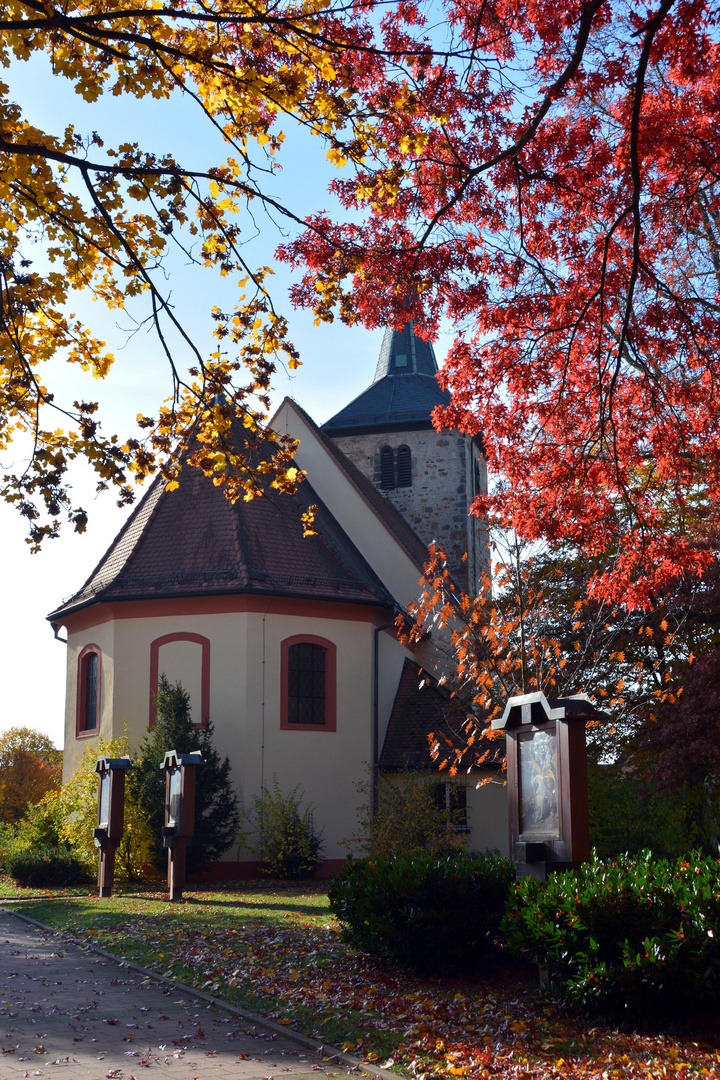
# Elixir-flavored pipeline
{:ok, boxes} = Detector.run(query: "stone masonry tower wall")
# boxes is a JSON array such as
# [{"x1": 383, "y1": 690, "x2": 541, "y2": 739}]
[
  {"x1": 331, "y1": 429, "x2": 487, "y2": 596},
  {"x1": 321, "y1": 323, "x2": 488, "y2": 597}
]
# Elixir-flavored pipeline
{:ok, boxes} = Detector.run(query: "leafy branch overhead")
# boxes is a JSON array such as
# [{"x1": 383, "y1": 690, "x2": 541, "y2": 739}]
[
  {"x1": 5, "y1": 0, "x2": 720, "y2": 609},
  {"x1": 401, "y1": 534, "x2": 720, "y2": 774},
  {"x1": 1, "y1": 0, "x2": 387, "y2": 544},
  {"x1": 282, "y1": 0, "x2": 720, "y2": 606}
]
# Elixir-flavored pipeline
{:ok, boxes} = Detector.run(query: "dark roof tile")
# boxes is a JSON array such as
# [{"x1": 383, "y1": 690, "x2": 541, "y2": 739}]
[
  {"x1": 380, "y1": 658, "x2": 471, "y2": 771},
  {"x1": 48, "y1": 428, "x2": 395, "y2": 620}
]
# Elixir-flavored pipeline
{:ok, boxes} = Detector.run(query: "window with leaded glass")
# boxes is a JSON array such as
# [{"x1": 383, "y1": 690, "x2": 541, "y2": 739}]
[
  {"x1": 76, "y1": 644, "x2": 101, "y2": 738},
  {"x1": 432, "y1": 782, "x2": 469, "y2": 833},
  {"x1": 287, "y1": 642, "x2": 326, "y2": 725},
  {"x1": 84, "y1": 652, "x2": 98, "y2": 730}
]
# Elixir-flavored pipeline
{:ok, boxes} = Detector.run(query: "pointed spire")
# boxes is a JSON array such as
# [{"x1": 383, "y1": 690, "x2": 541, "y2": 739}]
[
  {"x1": 372, "y1": 321, "x2": 438, "y2": 382},
  {"x1": 322, "y1": 322, "x2": 448, "y2": 436}
]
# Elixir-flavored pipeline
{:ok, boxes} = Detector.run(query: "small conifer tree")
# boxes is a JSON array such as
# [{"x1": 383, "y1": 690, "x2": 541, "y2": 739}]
[{"x1": 130, "y1": 676, "x2": 240, "y2": 873}]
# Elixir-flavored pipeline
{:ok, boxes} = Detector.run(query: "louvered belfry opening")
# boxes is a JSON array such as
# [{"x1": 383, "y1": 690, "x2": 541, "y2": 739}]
[
  {"x1": 380, "y1": 445, "x2": 395, "y2": 489},
  {"x1": 396, "y1": 445, "x2": 412, "y2": 487}
]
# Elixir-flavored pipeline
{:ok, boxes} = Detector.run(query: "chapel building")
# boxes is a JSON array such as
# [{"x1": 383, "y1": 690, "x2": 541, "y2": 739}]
[{"x1": 49, "y1": 326, "x2": 506, "y2": 873}]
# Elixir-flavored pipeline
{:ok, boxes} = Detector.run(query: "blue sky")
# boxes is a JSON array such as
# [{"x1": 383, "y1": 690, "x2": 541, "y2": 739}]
[{"x1": 1, "y1": 52, "x2": 454, "y2": 747}]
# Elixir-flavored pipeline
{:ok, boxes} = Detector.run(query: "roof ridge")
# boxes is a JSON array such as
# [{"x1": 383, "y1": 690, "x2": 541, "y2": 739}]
[{"x1": 284, "y1": 397, "x2": 430, "y2": 571}]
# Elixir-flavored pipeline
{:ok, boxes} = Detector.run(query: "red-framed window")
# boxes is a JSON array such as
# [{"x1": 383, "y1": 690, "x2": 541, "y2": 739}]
[
  {"x1": 76, "y1": 644, "x2": 102, "y2": 738},
  {"x1": 280, "y1": 635, "x2": 337, "y2": 731},
  {"x1": 149, "y1": 632, "x2": 210, "y2": 728}
]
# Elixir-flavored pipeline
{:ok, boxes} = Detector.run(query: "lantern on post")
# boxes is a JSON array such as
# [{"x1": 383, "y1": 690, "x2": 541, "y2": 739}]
[
  {"x1": 492, "y1": 692, "x2": 607, "y2": 879},
  {"x1": 161, "y1": 750, "x2": 204, "y2": 901},
  {"x1": 93, "y1": 757, "x2": 132, "y2": 897}
]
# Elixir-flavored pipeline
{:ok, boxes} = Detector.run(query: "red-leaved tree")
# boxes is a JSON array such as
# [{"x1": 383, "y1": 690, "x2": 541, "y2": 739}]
[{"x1": 283, "y1": 0, "x2": 720, "y2": 607}]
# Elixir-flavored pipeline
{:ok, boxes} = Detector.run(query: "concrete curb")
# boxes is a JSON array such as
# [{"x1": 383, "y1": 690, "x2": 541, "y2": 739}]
[{"x1": 1, "y1": 905, "x2": 400, "y2": 1080}]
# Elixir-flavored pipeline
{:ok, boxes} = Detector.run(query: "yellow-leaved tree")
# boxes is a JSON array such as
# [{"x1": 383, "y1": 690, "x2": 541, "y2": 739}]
[
  {"x1": 59, "y1": 733, "x2": 153, "y2": 880},
  {"x1": 1, "y1": 0, "x2": 384, "y2": 545}
]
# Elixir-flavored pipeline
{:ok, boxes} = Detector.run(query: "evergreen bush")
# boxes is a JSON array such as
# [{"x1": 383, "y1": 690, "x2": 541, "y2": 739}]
[
  {"x1": 502, "y1": 851, "x2": 720, "y2": 1027},
  {"x1": 131, "y1": 676, "x2": 240, "y2": 874},
  {"x1": 6, "y1": 845, "x2": 90, "y2": 887},
  {"x1": 328, "y1": 850, "x2": 516, "y2": 974},
  {"x1": 242, "y1": 777, "x2": 324, "y2": 878}
]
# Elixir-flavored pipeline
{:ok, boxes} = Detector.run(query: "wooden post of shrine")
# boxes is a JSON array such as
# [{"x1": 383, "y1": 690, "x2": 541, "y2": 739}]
[
  {"x1": 93, "y1": 757, "x2": 132, "y2": 897},
  {"x1": 161, "y1": 750, "x2": 204, "y2": 901},
  {"x1": 492, "y1": 692, "x2": 607, "y2": 880}
]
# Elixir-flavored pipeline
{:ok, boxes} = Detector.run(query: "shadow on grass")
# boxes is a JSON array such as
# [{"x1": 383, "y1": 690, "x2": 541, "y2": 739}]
[{"x1": 14, "y1": 894, "x2": 332, "y2": 925}]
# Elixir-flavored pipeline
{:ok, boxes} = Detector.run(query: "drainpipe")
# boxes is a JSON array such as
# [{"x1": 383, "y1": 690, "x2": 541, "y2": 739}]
[{"x1": 373, "y1": 608, "x2": 398, "y2": 815}]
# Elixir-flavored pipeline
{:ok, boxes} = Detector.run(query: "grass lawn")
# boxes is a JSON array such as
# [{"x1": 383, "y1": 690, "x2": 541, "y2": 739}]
[{"x1": 1, "y1": 878, "x2": 719, "y2": 1079}]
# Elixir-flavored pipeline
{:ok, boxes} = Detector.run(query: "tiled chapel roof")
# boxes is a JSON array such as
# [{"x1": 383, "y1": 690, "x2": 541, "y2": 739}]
[
  {"x1": 380, "y1": 659, "x2": 473, "y2": 771},
  {"x1": 48, "y1": 430, "x2": 397, "y2": 621},
  {"x1": 322, "y1": 322, "x2": 451, "y2": 436}
]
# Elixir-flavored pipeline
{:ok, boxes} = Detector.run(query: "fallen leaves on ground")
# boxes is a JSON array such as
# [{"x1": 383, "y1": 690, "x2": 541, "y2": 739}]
[{"x1": 11, "y1": 885, "x2": 720, "y2": 1079}]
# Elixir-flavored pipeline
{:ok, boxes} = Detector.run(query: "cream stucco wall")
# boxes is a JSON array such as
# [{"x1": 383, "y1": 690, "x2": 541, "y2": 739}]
[
  {"x1": 62, "y1": 619, "x2": 116, "y2": 778},
  {"x1": 467, "y1": 774, "x2": 509, "y2": 856},
  {"x1": 62, "y1": 604, "x2": 414, "y2": 862}
]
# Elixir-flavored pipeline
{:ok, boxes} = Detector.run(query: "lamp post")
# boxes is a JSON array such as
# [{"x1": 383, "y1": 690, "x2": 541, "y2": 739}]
[
  {"x1": 93, "y1": 757, "x2": 132, "y2": 897},
  {"x1": 161, "y1": 750, "x2": 204, "y2": 901}
]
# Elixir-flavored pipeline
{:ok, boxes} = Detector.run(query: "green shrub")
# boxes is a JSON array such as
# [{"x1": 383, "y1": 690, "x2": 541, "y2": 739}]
[
  {"x1": 6, "y1": 845, "x2": 91, "y2": 887},
  {"x1": 0, "y1": 794, "x2": 69, "y2": 872},
  {"x1": 329, "y1": 850, "x2": 516, "y2": 974},
  {"x1": 241, "y1": 777, "x2": 324, "y2": 879},
  {"x1": 343, "y1": 767, "x2": 469, "y2": 858},
  {"x1": 16, "y1": 792, "x2": 66, "y2": 850},
  {"x1": 588, "y1": 766, "x2": 716, "y2": 858},
  {"x1": 60, "y1": 733, "x2": 151, "y2": 881},
  {"x1": 0, "y1": 821, "x2": 17, "y2": 871},
  {"x1": 503, "y1": 851, "x2": 720, "y2": 1027}
]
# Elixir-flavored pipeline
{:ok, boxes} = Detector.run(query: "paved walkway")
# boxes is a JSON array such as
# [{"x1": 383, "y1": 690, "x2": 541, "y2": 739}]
[{"x1": 0, "y1": 909, "x2": 346, "y2": 1080}]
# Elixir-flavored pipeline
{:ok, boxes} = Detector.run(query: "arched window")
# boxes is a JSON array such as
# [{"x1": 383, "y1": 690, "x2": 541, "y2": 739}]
[
  {"x1": 76, "y1": 644, "x2": 101, "y2": 738},
  {"x1": 380, "y1": 445, "x2": 395, "y2": 489},
  {"x1": 396, "y1": 444, "x2": 412, "y2": 487},
  {"x1": 149, "y1": 632, "x2": 210, "y2": 728},
  {"x1": 281, "y1": 635, "x2": 337, "y2": 731}
]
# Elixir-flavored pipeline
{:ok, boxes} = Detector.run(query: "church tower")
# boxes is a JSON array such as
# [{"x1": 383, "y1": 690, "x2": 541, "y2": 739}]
[{"x1": 322, "y1": 323, "x2": 487, "y2": 594}]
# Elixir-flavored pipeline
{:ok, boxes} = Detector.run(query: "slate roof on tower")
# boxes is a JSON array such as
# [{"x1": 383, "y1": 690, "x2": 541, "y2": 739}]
[
  {"x1": 321, "y1": 322, "x2": 450, "y2": 436},
  {"x1": 47, "y1": 430, "x2": 400, "y2": 622}
]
